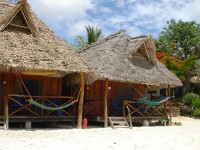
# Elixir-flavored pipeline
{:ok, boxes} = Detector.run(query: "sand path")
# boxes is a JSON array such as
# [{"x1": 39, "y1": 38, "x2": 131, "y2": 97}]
[{"x1": 0, "y1": 116, "x2": 200, "y2": 150}]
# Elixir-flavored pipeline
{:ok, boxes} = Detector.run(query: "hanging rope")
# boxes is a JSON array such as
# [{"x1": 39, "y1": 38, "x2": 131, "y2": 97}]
[
  {"x1": 15, "y1": 73, "x2": 34, "y2": 106},
  {"x1": 127, "y1": 83, "x2": 145, "y2": 98},
  {"x1": 15, "y1": 73, "x2": 26, "y2": 101}
]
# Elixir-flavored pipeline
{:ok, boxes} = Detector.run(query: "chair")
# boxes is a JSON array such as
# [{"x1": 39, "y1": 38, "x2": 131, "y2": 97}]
[{"x1": 112, "y1": 99, "x2": 122, "y2": 116}]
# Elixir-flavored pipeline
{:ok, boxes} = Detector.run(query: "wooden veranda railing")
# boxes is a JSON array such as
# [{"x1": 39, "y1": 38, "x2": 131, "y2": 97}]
[
  {"x1": 123, "y1": 100, "x2": 169, "y2": 118},
  {"x1": 4, "y1": 94, "x2": 77, "y2": 129}
]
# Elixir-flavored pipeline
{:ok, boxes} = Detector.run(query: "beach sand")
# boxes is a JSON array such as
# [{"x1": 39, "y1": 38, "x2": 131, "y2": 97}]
[{"x1": 0, "y1": 116, "x2": 200, "y2": 150}]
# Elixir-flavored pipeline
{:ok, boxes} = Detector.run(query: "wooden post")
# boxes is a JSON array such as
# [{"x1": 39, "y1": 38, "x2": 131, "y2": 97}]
[
  {"x1": 123, "y1": 100, "x2": 125, "y2": 117},
  {"x1": 4, "y1": 96, "x2": 9, "y2": 130},
  {"x1": 167, "y1": 84, "x2": 172, "y2": 125},
  {"x1": 77, "y1": 72, "x2": 85, "y2": 129},
  {"x1": 104, "y1": 79, "x2": 108, "y2": 128},
  {"x1": 164, "y1": 101, "x2": 167, "y2": 117}
]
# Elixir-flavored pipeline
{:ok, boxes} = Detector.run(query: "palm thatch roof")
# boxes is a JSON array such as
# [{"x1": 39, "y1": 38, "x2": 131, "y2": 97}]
[
  {"x1": 0, "y1": 0, "x2": 89, "y2": 76},
  {"x1": 80, "y1": 31, "x2": 182, "y2": 87},
  {"x1": 190, "y1": 76, "x2": 200, "y2": 84}
]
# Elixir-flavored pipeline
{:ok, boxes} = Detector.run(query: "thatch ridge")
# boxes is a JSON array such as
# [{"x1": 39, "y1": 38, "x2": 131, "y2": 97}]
[
  {"x1": 83, "y1": 30, "x2": 129, "y2": 51},
  {"x1": 0, "y1": 1, "x2": 89, "y2": 75},
  {"x1": 80, "y1": 31, "x2": 182, "y2": 86}
]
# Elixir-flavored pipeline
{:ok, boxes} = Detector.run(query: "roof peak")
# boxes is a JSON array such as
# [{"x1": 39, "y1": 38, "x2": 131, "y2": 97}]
[
  {"x1": 0, "y1": 0, "x2": 38, "y2": 36},
  {"x1": 82, "y1": 30, "x2": 130, "y2": 51}
]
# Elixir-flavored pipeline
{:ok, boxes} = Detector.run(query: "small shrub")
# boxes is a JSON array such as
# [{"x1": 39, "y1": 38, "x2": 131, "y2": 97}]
[
  {"x1": 193, "y1": 108, "x2": 200, "y2": 117},
  {"x1": 183, "y1": 93, "x2": 200, "y2": 107},
  {"x1": 193, "y1": 98, "x2": 200, "y2": 109}
]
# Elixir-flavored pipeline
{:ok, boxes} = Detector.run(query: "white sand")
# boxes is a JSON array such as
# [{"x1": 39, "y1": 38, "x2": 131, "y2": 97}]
[{"x1": 0, "y1": 116, "x2": 200, "y2": 150}]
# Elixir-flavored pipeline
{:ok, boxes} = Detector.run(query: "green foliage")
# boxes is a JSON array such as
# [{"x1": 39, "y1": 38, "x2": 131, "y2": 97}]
[
  {"x1": 74, "y1": 35, "x2": 87, "y2": 52},
  {"x1": 193, "y1": 98, "x2": 200, "y2": 109},
  {"x1": 156, "y1": 19, "x2": 200, "y2": 59},
  {"x1": 183, "y1": 93, "x2": 200, "y2": 117},
  {"x1": 74, "y1": 25, "x2": 103, "y2": 52},
  {"x1": 183, "y1": 92, "x2": 199, "y2": 107},
  {"x1": 85, "y1": 25, "x2": 102, "y2": 44},
  {"x1": 162, "y1": 55, "x2": 198, "y2": 81},
  {"x1": 193, "y1": 108, "x2": 200, "y2": 117}
]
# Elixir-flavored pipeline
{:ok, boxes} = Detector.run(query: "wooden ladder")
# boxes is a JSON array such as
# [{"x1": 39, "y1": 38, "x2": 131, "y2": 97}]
[
  {"x1": 0, "y1": 117, "x2": 6, "y2": 130},
  {"x1": 108, "y1": 117, "x2": 130, "y2": 129}
]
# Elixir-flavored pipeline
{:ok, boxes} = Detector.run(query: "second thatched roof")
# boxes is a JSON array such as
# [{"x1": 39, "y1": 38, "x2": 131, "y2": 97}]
[{"x1": 80, "y1": 31, "x2": 182, "y2": 87}]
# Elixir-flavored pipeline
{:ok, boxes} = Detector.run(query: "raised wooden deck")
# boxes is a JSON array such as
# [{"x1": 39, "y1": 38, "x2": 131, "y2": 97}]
[{"x1": 3, "y1": 94, "x2": 77, "y2": 130}]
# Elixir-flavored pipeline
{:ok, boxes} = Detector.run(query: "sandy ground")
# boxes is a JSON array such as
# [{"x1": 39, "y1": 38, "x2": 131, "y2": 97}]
[{"x1": 0, "y1": 116, "x2": 200, "y2": 150}]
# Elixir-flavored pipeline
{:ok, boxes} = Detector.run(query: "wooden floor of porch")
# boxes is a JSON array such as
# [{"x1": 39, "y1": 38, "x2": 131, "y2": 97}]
[{"x1": 0, "y1": 115, "x2": 77, "y2": 123}]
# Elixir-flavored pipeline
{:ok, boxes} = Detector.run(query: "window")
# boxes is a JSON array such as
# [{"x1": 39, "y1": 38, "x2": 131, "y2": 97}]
[{"x1": 14, "y1": 80, "x2": 42, "y2": 96}]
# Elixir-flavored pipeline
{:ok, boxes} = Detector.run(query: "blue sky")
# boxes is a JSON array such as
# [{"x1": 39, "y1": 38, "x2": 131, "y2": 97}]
[{"x1": 17, "y1": 0, "x2": 200, "y2": 43}]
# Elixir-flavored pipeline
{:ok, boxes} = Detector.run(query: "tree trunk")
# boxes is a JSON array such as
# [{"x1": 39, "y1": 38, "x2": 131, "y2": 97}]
[{"x1": 182, "y1": 73, "x2": 190, "y2": 96}]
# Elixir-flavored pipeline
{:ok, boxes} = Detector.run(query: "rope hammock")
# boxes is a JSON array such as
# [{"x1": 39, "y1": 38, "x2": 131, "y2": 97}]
[
  {"x1": 133, "y1": 97, "x2": 170, "y2": 106},
  {"x1": 15, "y1": 73, "x2": 80, "y2": 110},
  {"x1": 26, "y1": 99, "x2": 78, "y2": 110}
]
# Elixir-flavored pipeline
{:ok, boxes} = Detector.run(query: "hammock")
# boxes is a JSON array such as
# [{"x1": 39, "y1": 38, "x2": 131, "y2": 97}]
[
  {"x1": 133, "y1": 96, "x2": 170, "y2": 106},
  {"x1": 26, "y1": 99, "x2": 78, "y2": 111}
]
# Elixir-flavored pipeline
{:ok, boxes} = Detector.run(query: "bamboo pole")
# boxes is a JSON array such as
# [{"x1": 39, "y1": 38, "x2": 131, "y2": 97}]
[
  {"x1": 123, "y1": 101, "x2": 125, "y2": 117},
  {"x1": 144, "y1": 43, "x2": 150, "y2": 62},
  {"x1": 167, "y1": 84, "x2": 172, "y2": 125},
  {"x1": 104, "y1": 79, "x2": 108, "y2": 128},
  {"x1": 164, "y1": 101, "x2": 167, "y2": 117},
  {"x1": 4, "y1": 96, "x2": 9, "y2": 130},
  {"x1": 77, "y1": 72, "x2": 85, "y2": 129}
]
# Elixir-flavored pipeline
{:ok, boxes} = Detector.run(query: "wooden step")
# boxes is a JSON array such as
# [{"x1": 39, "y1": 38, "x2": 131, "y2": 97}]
[
  {"x1": 172, "y1": 107, "x2": 180, "y2": 117},
  {"x1": 108, "y1": 117, "x2": 130, "y2": 129}
]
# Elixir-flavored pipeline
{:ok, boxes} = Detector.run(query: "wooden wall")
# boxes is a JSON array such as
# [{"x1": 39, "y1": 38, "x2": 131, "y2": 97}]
[
  {"x1": 84, "y1": 80, "x2": 145, "y2": 116},
  {"x1": 0, "y1": 73, "x2": 62, "y2": 114}
]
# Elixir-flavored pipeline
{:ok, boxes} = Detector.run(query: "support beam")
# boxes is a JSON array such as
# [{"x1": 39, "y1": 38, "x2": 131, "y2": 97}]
[
  {"x1": 77, "y1": 72, "x2": 85, "y2": 129},
  {"x1": 167, "y1": 84, "x2": 172, "y2": 125},
  {"x1": 104, "y1": 79, "x2": 108, "y2": 128},
  {"x1": 144, "y1": 43, "x2": 150, "y2": 62},
  {"x1": 9, "y1": 23, "x2": 29, "y2": 29},
  {"x1": 4, "y1": 96, "x2": 9, "y2": 130}
]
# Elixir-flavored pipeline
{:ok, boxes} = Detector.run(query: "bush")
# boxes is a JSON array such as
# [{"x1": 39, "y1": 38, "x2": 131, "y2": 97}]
[
  {"x1": 183, "y1": 93, "x2": 200, "y2": 108},
  {"x1": 193, "y1": 108, "x2": 200, "y2": 117},
  {"x1": 193, "y1": 99, "x2": 200, "y2": 109}
]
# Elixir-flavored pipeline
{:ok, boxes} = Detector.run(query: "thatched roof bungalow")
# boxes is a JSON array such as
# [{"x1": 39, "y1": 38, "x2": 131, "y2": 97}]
[
  {"x1": 81, "y1": 31, "x2": 181, "y2": 87},
  {"x1": 80, "y1": 31, "x2": 182, "y2": 127},
  {"x1": 0, "y1": 0, "x2": 89, "y2": 130}
]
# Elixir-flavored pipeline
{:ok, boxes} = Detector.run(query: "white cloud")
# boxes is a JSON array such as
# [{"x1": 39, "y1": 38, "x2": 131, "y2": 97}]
[
  {"x1": 28, "y1": 0, "x2": 94, "y2": 21},
  {"x1": 27, "y1": 0, "x2": 95, "y2": 42},
  {"x1": 99, "y1": 7, "x2": 113, "y2": 14},
  {"x1": 114, "y1": 0, "x2": 125, "y2": 8},
  {"x1": 25, "y1": 0, "x2": 200, "y2": 43}
]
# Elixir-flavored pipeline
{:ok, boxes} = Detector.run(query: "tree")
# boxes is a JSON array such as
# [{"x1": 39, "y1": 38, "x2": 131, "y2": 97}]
[
  {"x1": 156, "y1": 19, "x2": 200, "y2": 59},
  {"x1": 157, "y1": 52, "x2": 197, "y2": 81},
  {"x1": 156, "y1": 19, "x2": 200, "y2": 96},
  {"x1": 74, "y1": 25, "x2": 103, "y2": 52}
]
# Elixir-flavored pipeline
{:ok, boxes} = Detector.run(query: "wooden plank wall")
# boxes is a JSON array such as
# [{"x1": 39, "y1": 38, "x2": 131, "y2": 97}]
[
  {"x1": 84, "y1": 80, "x2": 145, "y2": 116},
  {"x1": 0, "y1": 73, "x2": 62, "y2": 114}
]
